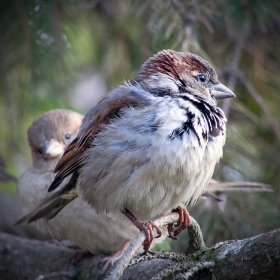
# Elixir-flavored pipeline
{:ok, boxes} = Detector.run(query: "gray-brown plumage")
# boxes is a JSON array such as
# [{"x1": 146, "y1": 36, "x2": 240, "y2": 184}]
[{"x1": 16, "y1": 109, "x2": 139, "y2": 263}]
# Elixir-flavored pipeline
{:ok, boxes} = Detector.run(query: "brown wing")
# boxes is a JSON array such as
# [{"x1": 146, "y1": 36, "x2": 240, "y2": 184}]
[{"x1": 48, "y1": 85, "x2": 152, "y2": 192}]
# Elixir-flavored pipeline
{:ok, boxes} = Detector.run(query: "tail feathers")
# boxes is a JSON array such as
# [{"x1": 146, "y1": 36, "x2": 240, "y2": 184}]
[
  {"x1": 15, "y1": 171, "x2": 79, "y2": 226},
  {"x1": 14, "y1": 189, "x2": 78, "y2": 226},
  {"x1": 48, "y1": 177, "x2": 64, "y2": 192}
]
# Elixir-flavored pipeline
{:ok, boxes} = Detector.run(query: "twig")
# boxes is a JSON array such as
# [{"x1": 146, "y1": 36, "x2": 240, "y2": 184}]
[
  {"x1": 208, "y1": 181, "x2": 271, "y2": 190},
  {"x1": 207, "y1": 187, "x2": 272, "y2": 193},
  {"x1": 106, "y1": 213, "x2": 178, "y2": 280},
  {"x1": 203, "y1": 181, "x2": 271, "y2": 201},
  {"x1": 106, "y1": 213, "x2": 205, "y2": 280},
  {"x1": 185, "y1": 216, "x2": 205, "y2": 254}
]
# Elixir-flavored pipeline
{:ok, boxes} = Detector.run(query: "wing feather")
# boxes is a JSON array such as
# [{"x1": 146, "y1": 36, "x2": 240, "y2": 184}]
[{"x1": 48, "y1": 85, "x2": 152, "y2": 192}]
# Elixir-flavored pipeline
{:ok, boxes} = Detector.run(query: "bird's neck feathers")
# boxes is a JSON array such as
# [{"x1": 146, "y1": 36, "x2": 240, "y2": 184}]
[
  {"x1": 179, "y1": 92, "x2": 227, "y2": 137},
  {"x1": 31, "y1": 149, "x2": 59, "y2": 172}
]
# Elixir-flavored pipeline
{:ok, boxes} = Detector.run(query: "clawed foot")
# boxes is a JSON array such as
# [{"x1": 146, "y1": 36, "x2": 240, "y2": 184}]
[
  {"x1": 140, "y1": 220, "x2": 162, "y2": 253},
  {"x1": 167, "y1": 206, "x2": 190, "y2": 239},
  {"x1": 122, "y1": 208, "x2": 162, "y2": 253},
  {"x1": 99, "y1": 240, "x2": 131, "y2": 273}
]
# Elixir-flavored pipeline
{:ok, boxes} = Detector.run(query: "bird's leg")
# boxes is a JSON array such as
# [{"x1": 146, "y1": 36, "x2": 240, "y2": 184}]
[
  {"x1": 99, "y1": 240, "x2": 131, "y2": 273},
  {"x1": 167, "y1": 206, "x2": 190, "y2": 239},
  {"x1": 122, "y1": 208, "x2": 162, "y2": 253}
]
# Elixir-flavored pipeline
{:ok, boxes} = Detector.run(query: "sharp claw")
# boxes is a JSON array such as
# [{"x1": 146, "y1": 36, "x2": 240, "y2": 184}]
[
  {"x1": 147, "y1": 249, "x2": 156, "y2": 255},
  {"x1": 140, "y1": 251, "x2": 147, "y2": 256},
  {"x1": 142, "y1": 240, "x2": 149, "y2": 246},
  {"x1": 153, "y1": 223, "x2": 162, "y2": 238},
  {"x1": 122, "y1": 208, "x2": 163, "y2": 253},
  {"x1": 167, "y1": 206, "x2": 190, "y2": 238},
  {"x1": 167, "y1": 233, "x2": 179, "y2": 240},
  {"x1": 141, "y1": 221, "x2": 162, "y2": 252},
  {"x1": 140, "y1": 249, "x2": 156, "y2": 256},
  {"x1": 173, "y1": 207, "x2": 190, "y2": 236}
]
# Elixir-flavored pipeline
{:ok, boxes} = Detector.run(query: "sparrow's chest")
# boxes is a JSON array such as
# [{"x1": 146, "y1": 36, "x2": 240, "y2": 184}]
[
  {"x1": 80, "y1": 96, "x2": 226, "y2": 219},
  {"x1": 123, "y1": 98, "x2": 226, "y2": 215},
  {"x1": 120, "y1": 96, "x2": 226, "y2": 165},
  {"x1": 92, "y1": 96, "x2": 226, "y2": 173},
  {"x1": 143, "y1": 97, "x2": 226, "y2": 181}
]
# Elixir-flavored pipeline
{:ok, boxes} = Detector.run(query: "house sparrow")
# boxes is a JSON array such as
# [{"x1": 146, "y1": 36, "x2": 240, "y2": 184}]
[
  {"x1": 16, "y1": 109, "x2": 138, "y2": 265},
  {"x1": 16, "y1": 50, "x2": 235, "y2": 253}
]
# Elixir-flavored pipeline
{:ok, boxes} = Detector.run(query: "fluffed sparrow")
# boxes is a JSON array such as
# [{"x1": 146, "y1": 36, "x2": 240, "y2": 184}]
[{"x1": 16, "y1": 50, "x2": 235, "y2": 252}]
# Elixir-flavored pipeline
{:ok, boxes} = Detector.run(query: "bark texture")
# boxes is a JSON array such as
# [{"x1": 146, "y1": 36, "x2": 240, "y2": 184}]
[{"x1": 0, "y1": 229, "x2": 279, "y2": 280}]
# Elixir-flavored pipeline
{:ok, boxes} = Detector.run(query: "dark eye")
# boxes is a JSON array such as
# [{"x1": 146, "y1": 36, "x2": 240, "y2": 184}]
[
  {"x1": 197, "y1": 74, "x2": 206, "y2": 82},
  {"x1": 65, "y1": 133, "x2": 71, "y2": 140}
]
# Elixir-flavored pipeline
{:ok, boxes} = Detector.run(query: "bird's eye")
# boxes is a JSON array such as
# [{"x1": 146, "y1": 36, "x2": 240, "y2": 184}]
[
  {"x1": 65, "y1": 133, "x2": 71, "y2": 140},
  {"x1": 197, "y1": 74, "x2": 206, "y2": 82}
]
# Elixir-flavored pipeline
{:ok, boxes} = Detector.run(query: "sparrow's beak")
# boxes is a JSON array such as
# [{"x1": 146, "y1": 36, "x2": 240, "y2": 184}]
[
  {"x1": 42, "y1": 139, "x2": 65, "y2": 159},
  {"x1": 211, "y1": 83, "x2": 236, "y2": 99}
]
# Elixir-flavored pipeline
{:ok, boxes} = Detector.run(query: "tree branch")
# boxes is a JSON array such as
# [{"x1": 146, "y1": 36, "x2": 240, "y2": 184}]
[
  {"x1": 0, "y1": 227, "x2": 279, "y2": 279},
  {"x1": 107, "y1": 213, "x2": 205, "y2": 280}
]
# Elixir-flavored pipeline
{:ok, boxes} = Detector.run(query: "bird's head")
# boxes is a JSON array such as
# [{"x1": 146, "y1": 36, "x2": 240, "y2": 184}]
[
  {"x1": 134, "y1": 49, "x2": 235, "y2": 101},
  {"x1": 27, "y1": 109, "x2": 83, "y2": 169}
]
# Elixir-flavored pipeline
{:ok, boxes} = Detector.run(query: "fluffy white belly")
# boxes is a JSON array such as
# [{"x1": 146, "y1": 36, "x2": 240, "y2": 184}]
[{"x1": 78, "y1": 96, "x2": 226, "y2": 222}]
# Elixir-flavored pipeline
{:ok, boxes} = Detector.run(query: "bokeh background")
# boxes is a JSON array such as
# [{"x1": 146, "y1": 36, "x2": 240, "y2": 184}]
[{"x1": 0, "y1": 0, "x2": 280, "y2": 251}]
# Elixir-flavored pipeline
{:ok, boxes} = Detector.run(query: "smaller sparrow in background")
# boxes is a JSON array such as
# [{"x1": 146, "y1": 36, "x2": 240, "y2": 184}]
[{"x1": 16, "y1": 109, "x2": 139, "y2": 269}]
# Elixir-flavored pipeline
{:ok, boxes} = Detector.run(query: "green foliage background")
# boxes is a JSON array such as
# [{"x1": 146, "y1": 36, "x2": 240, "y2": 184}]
[{"x1": 0, "y1": 0, "x2": 280, "y2": 250}]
